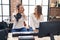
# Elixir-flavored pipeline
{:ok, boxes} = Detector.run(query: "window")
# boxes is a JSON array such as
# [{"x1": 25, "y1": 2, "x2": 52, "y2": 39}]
[
  {"x1": 22, "y1": 0, "x2": 28, "y2": 5},
  {"x1": 24, "y1": 6, "x2": 28, "y2": 16},
  {"x1": 0, "y1": 0, "x2": 10, "y2": 22},
  {"x1": 0, "y1": 5, "x2": 1, "y2": 15},
  {"x1": 0, "y1": 0, "x2": 1, "y2": 4},
  {"x1": 22, "y1": 0, "x2": 48, "y2": 21},
  {"x1": 42, "y1": 6, "x2": 48, "y2": 21},
  {"x1": 3, "y1": 5, "x2": 9, "y2": 15},
  {"x1": 2, "y1": 0, "x2": 9, "y2": 4},
  {"x1": 29, "y1": 6, "x2": 35, "y2": 15},
  {"x1": 42, "y1": 0, "x2": 48, "y2": 5},
  {"x1": 29, "y1": 0, "x2": 35, "y2": 5},
  {"x1": 36, "y1": 0, "x2": 42, "y2": 5}
]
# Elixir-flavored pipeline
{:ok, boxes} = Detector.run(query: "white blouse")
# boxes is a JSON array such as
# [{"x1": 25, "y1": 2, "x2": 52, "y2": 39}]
[
  {"x1": 12, "y1": 12, "x2": 27, "y2": 29},
  {"x1": 29, "y1": 13, "x2": 44, "y2": 30}
]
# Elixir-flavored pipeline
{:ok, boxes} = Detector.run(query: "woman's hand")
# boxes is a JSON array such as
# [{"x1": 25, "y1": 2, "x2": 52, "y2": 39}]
[
  {"x1": 34, "y1": 29, "x2": 39, "y2": 33},
  {"x1": 23, "y1": 21, "x2": 26, "y2": 26},
  {"x1": 21, "y1": 12, "x2": 27, "y2": 19},
  {"x1": 23, "y1": 21, "x2": 29, "y2": 29}
]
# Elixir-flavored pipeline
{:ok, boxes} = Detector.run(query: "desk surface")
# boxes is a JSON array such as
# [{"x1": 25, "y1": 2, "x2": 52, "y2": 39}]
[{"x1": 7, "y1": 33, "x2": 60, "y2": 40}]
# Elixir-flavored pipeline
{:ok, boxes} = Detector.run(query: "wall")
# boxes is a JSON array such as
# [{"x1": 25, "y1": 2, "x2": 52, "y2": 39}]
[{"x1": 11, "y1": 0, "x2": 21, "y2": 15}]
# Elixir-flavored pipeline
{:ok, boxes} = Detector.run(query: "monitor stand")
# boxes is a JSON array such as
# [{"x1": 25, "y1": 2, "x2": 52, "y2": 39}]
[{"x1": 50, "y1": 33, "x2": 55, "y2": 40}]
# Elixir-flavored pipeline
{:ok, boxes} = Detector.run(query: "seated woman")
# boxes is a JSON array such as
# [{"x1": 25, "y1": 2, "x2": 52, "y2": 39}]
[
  {"x1": 29, "y1": 5, "x2": 44, "y2": 32},
  {"x1": 12, "y1": 4, "x2": 33, "y2": 32},
  {"x1": 12, "y1": 4, "x2": 27, "y2": 32}
]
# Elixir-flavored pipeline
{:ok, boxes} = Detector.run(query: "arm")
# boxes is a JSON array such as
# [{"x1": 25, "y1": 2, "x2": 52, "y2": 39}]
[
  {"x1": 11, "y1": 10, "x2": 18, "y2": 22},
  {"x1": 11, "y1": 14, "x2": 16, "y2": 23},
  {"x1": 22, "y1": 13, "x2": 27, "y2": 21},
  {"x1": 40, "y1": 15, "x2": 44, "y2": 22},
  {"x1": 11, "y1": 13, "x2": 17, "y2": 29},
  {"x1": 29, "y1": 15, "x2": 36, "y2": 30}
]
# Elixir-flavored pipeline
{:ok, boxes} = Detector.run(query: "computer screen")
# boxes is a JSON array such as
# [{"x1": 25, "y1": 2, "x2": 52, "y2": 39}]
[{"x1": 38, "y1": 21, "x2": 60, "y2": 38}]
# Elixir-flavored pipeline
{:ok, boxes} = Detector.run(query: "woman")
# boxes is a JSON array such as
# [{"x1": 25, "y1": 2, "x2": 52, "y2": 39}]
[
  {"x1": 12, "y1": 4, "x2": 27, "y2": 32},
  {"x1": 29, "y1": 5, "x2": 44, "y2": 32}
]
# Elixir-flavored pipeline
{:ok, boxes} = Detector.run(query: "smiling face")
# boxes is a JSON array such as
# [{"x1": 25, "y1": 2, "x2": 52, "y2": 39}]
[
  {"x1": 17, "y1": 4, "x2": 24, "y2": 13},
  {"x1": 18, "y1": 5, "x2": 24, "y2": 13}
]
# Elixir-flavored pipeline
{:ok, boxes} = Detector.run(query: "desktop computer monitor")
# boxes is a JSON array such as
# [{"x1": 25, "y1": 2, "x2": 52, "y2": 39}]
[{"x1": 38, "y1": 21, "x2": 60, "y2": 38}]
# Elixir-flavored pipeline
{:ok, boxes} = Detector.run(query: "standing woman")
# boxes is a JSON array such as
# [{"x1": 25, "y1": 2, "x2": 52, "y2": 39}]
[{"x1": 29, "y1": 5, "x2": 44, "y2": 32}]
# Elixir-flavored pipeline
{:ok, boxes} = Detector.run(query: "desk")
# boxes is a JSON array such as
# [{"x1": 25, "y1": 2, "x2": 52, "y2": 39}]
[{"x1": 7, "y1": 33, "x2": 60, "y2": 40}]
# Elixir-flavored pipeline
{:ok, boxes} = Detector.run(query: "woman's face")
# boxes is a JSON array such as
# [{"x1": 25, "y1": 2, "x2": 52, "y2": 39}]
[{"x1": 19, "y1": 5, "x2": 24, "y2": 13}]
